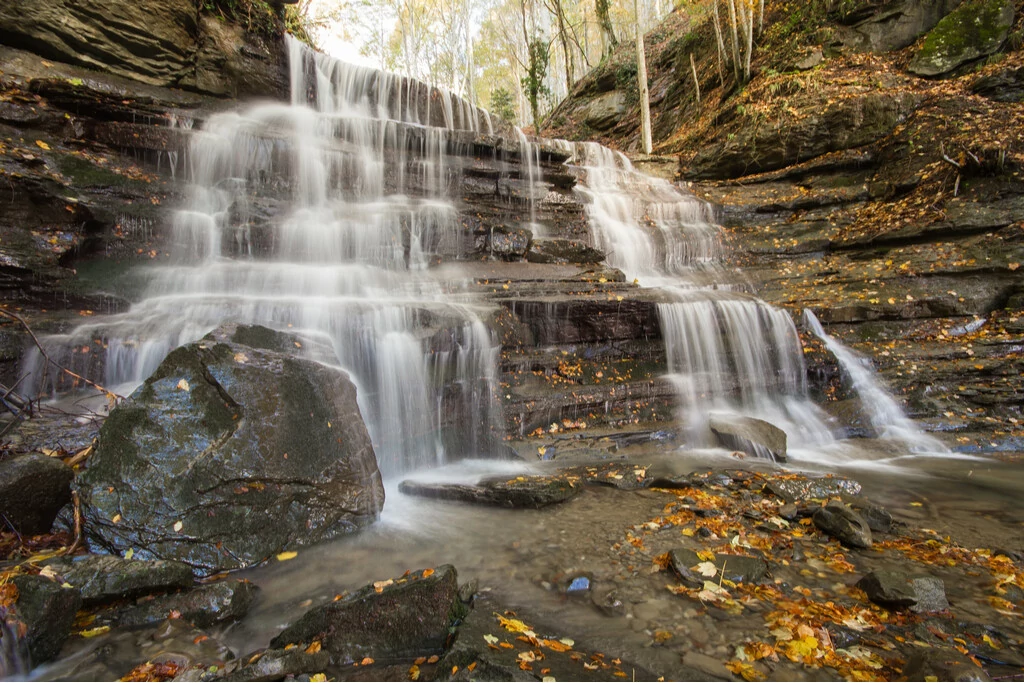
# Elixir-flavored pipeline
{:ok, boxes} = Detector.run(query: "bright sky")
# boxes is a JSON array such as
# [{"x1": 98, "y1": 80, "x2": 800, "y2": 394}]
[{"x1": 305, "y1": 0, "x2": 377, "y2": 67}]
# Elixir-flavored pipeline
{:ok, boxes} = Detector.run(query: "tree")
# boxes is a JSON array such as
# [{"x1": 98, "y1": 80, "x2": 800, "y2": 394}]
[
  {"x1": 521, "y1": 36, "x2": 550, "y2": 133},
  {"x1": 633, "y1": 0, "x2": 651, "y2": 153},
  {"x1": 595, "y1": 0, "x2": 617, "y2": 57},
  {"x1": 489, "y1": 87, "x2": 518, "y2": 123}
]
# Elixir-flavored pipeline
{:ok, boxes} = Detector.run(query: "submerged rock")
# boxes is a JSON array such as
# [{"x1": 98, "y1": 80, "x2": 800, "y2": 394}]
[
  {"x1": 222, "y1": 647, "x2": 330, "y2": 682},
  {"x1": 270, "y1": 566, "x2": 466, "y2": 664},
  {"x1": 44, "y1": 555, "x2": 194, "y2": 606},
  {"x1": 669, "y1": 548, "x2": 769, "y2": 587},
  {"x1": 0, "y1": 453, "x2": 73, "y2": 534},
  {"x1": 5, "y1": 575, "x2": 82, "y2": 666},
  {"x1": 398, "y1": 473, "x2": 582, "y2": 508},
  {"x1": 709, "y1": 413, "x2": 787, "y2": 463},
  {"x1": 812, "y1": 501, "x2": 873, "y2": 549},
  {"x1": 78, "y1": 324, "x2": 384, "y2": 577}
]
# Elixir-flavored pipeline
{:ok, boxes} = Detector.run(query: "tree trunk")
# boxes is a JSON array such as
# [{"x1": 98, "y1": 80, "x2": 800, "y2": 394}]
[
  {"x1": 596, "y1": 0, "x2": 617, "y2": 56},
  {"x1": 726, "y1": 0, "x2": 742, "y2": 83},
  {"x1": 634, "y1": 0, "x2": 652, "y2": 154}
]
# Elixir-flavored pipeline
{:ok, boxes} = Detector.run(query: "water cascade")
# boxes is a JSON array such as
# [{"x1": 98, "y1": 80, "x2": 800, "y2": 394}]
[
  {"x1": 27, "y1": 37, "x2": 508, "y2": 477},
  {"x1": 802, "y1": 309, "x2": 947, "y2": 452},
  {"x1": 564, "y1": 141, "x2": 835, "y2": 448}
]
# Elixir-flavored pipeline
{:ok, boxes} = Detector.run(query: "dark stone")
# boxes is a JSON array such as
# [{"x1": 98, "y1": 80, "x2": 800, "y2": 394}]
[
  {"x1": 561, "y1": 462, "x2": 652, "y2": 490},
  {"x1": 972, "y1": 66, "x2": 1024, "y2": 102},
  {"x1": 487, "y1": 226, "x2": 532, "y2": 260},
  {"x1": 813, "y1": 502, "x2": 873, "y2": 549},
  {"x1": 909, "y1": 0, "x2": 1015, "y2": 77},
  {"x1": 526, "y1": 238, "x2": 605, "y2": 265},
  {"x1": 778, "y1": 503, "x2": 800, "y2": 521},
  {"x1": 709, "y1": 413, "x2": 787, "y2": 462},
  {"x1": 764, "y1": 475, "x2": 862, "y2": 502},
  {"x1": 825, "y1": 623, "x2": 861, "y2": 649},
  {"x1": 270, "y1": 566, "x2": 466, "y2": 664},
  {"x1": 102, "y1": 580, "x2": 258, "y2": 629},
  {"x1": 223, "y1": 647, "x2": 330, "y2": 682},
  {"x1": 398, "y1": 474, "x2": 581, "y2": 509},
  {"x1": 43, "y1": 555, "x2": 194, "y2": 606},
  {"x1": 78, "y1": 324, "x2": 384, "y2": 577},
  {"x1": 669, "y1": 549, "x2": 769, "y2": 587},
  {"x1": 856, "y1": 570, "x2": 946, "y2": 610},
  {"x1": 856, "y1": 504, "x2": 894, "y2": 534},
  {"x1": 6, "y1": 575, "x2": 82, "y2": 666},
  {"x1": 0, "y1": 453, "x2": 73, "y2": 534}
]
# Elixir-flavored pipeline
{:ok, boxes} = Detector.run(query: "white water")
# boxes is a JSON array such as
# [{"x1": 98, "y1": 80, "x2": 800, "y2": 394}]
[
  {"x1": 560, "y1": 141, "x2": 835, "y2": 450},
  {"x1": 26, "y1": 37, "x2": 507, "y2": 477},
  {"x1": 802, "y1": 309, "x2": 947, "y2": 452}
]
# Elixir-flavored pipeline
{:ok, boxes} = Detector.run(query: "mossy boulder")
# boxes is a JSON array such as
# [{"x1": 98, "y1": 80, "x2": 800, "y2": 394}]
[
  {"x1": 77, "y1": 324, "x2": 383, "y2": 577},
  {"x1": 909, "y1": 0, "x2": 1016, "y2": 77}
]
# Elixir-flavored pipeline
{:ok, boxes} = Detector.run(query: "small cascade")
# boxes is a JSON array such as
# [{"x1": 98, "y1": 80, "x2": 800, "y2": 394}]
[
  {"x1": 802, "y1": 310, "x2": 947, "y2": 452},
  {"x1": 563, "y1": 140, "x2": 834, "y2": 450},
  {"x1": 26, "y1": 36, "x2": 505, "y2": 478}
]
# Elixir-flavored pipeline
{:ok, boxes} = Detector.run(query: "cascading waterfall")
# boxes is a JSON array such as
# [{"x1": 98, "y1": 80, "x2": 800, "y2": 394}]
[
  {"x1": 563, "y1": 141, "x2": 835, "y2": 449},
  {"x1": 26, "y1": 37, "x2": 504, "y2": 477},
  {"x1": 802, "y1": 310, "x2": 947, "y2": 452}
]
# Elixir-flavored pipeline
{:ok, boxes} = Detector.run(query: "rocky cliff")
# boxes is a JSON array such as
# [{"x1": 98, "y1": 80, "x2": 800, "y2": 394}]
[{"x1": 547, "y1": 0, "x2": 1024, "y2": 452}]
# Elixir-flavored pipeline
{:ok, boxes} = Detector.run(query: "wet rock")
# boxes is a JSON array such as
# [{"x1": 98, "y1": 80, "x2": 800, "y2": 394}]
[
  {"x1": 78, "y1": 324, "x2": 383, "y2": 577},
  {"x1": 581, "y1": 91, "x2": 627, "y2": 130},
  {"x1": 43, "y1": 618, "x2": 234, "y2": 682},
  {"x1": 778, "y1": 503, "x2": 799, "y2": 521},
  {"x1": 909, "y1": 0, "x2": 1015, "y2": 77},
  {"x1": 0, "y1": 453, "x2": 73, "y2": 534},
  {"x1": 102, "y1": 580, "x2": 258, "y2": 630},
  {"x1": 222, "y1": 647, "x2": 330, "y2": 682},
  {"x1": 43, "y1": 555, "x2": 194, "y2": 606},
  {"x1": 669, "y1": 549, "x2": 769, "y2": 587},
  {"x1": 398, "y1": 474, "x2": 581, "y2": 508},
  {"x1": 561, "y1": 462, "x2": 652, "y2": 490},
  {"x1": 5, "y1": 574, "x2": 82, "y2": 666},
  {"x1": 270, "y1": 566, "x2": 465, "y2": 664},
  {"x1": 825, "y1": 623, "x2": 861, "y2": 650},
  {"x1": 903, "y1": 646, "x2": 991, "y2": 681},
  {"x1": 764, "y1": 475, "x2": 862, "y2": 503},
  {"x1": 709, "y1": 413, "x2": 787, "y2": 463},
  {"x1": 486, "y1": 226, "x2": 532, "y2": 260},
  {"x1": 857, "y1": 571, "x2": 947, "y2": 612},
  {"x1": 812, "y1": 502, "x2": 873, "y2": 549},
  {"x1": 526, "y1": 238, "x2": 605, "y2": 265},
  {"x1": 855, "y1": 504, "x2": 894, "y2": 534}
]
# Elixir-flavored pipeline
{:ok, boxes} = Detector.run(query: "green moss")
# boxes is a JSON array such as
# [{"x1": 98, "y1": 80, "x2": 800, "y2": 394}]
[
  {"x1": 916, "y1": 0, "x2": 1014, "y2": 64},
  {"x1": 53, "y1": 154, "x2": 145, "y2": 190}
]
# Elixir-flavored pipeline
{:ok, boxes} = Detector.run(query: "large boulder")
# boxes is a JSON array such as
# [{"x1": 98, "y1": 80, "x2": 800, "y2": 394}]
[
  {"x1": 78, "y1": 324, "x2": 384, "y2": 576},
  {"x1": 270, "y1": 566, "x2": 467, "y2": 664},
  {"x1": 909, "y1": 0, "x2": 1016, "y2": 77},
  {"x1": 0, "y1": 453, "x2": 73, "y2": 534},
  {"x1": 837, "y1": 0, "x2": 963, "y2": 53},
  {"x1": 581, "y1": 91, "x2": 628, "y2": 130},
  {"x1": 44, "y1": 555, "x2": 194, "y2": 606}
]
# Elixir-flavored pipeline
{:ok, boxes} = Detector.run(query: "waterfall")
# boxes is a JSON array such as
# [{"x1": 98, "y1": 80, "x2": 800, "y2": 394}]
[
  {"x1": 802, "y1": 310, "x2": 947, "y2": 452},
  {"x1": 563, "y1": 140, "x2": 835, "y2": 449},
  {"x1": 25, "y1": 36, "x2": 505, "y2": 478}
]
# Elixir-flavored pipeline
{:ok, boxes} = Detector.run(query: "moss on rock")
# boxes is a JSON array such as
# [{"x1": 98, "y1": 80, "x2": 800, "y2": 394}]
[{"x1": 909, "y1": 0, "x2": 1016, "y2": 76}]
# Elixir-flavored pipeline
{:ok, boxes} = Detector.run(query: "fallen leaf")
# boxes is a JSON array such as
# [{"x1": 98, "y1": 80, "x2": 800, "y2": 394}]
[
  {"x1": 276, "y1": 551, "x2": 298, "y2": 561},
  {"x1": 80, "y1": 626, "x2": 111, "y2": 638},
  {"x1": 35, "y1": 140, "x2": 50, "y2": 150}
]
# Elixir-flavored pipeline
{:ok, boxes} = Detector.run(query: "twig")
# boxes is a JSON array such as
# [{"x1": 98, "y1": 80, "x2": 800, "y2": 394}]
[
  {"x1": 65, "y1": 490, "x2": 83, "y2": 556},
  {"x1": 0, "y1": 309, "x2": 123, "y2": 401}
]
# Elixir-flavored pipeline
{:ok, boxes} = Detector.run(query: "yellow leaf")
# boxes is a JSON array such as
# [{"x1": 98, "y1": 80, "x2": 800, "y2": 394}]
[
  {"x1": 910, "y1": 502, "x2": 923, "y2": 507},
  {"x1": 276, "y1": 551, "x2": 298, "y2": 561},
  {"x1": 310, "y1": 675, "x2": 327, "y2": 682},
  {"x1": 497, "y1": 614, "x2": 531, "y2": 633},
  {"x1": 80, "y1": 626, "x2": 111, "y2": 638},
  {"x1": 35, "y1": 140, "x2": 50, "y2": 150},
  {"x1": 124, "y1": 548, "x2": 134, "y2": 560},
  {"x1": 305, "y1": 641, "x2": 322, "y2": 654},
  {"x1": 360, "y1": 657, "x2": 374, "y2": 666},
  {"x1": 422, "y1": 568, "x2": 434, "y2": 578}
]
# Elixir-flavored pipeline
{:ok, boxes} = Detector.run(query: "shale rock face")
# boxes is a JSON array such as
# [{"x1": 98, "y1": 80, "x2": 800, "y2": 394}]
[
  {"x1": 0, "y1": 0, "x2": 288, "y2": 97},
  {"x1": 78, "y1": 324, "x2": 383, "y2": 576}
]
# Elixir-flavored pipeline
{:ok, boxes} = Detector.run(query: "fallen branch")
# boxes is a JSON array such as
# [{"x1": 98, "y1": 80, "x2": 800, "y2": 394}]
[
  {"x1": 65, "y1": 490, "x2": 84, "y2": 556},
  {"x1": 0, "y1": 309, "x2": 123, "y2": 402}
]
